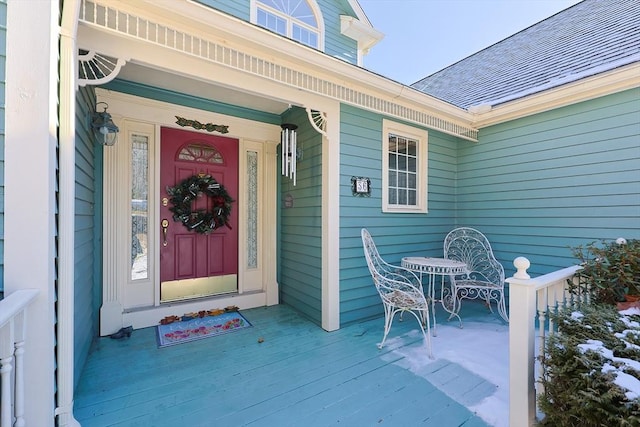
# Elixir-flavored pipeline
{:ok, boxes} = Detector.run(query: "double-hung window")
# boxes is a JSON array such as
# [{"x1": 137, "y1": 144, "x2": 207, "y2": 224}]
[
  {"x1": 254, "y1": 0, "x2": 321, "y2": 49},
  {"x1": 382, "y1": 119, "x2": 428, "y2": 213}
]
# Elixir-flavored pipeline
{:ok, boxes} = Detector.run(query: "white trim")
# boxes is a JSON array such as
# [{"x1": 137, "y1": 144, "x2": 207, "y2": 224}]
[
  {"x1": 79, "y1": 0, "x2": 478, "y2": 141},
  {"x1": 239, "y1": 141, "x2": 261, "y2": 293},
  {"x1": 97, "y1": 90, "x2": 281, "y2": 331},
  {"x1": 305, "y1": 0, "x2": 325, "y2": 51},
  {"x1": 471, "y1": 63, "x2": 640, "y2": 128},
  {"x1": 263, "y1": 140, "x2": 280, "y2": 306},
  {"x1": 346, "y1": 0, "x2": 374, "y2": 27},
  {"x1": 122, "y1": 122, "x2": 156, "y2": 310},
  {"x1": 78, "y1": 50, "x2": 127, "y2": 87},
  {"x1": 305, "y1": 107, "x2": 327, "y2": 136},
  {"x1": 322, "y1": 102, "x2": 341, "y2": 331},
  {"x1": 251, "y1": 0, "x2": 325, "y2": 51},
  {"x1": 80, "y1": 1, "x2": 640, "y2": 138},
  {"x1": 5, "y1": 1, "x2": 59, "y2": 426},
  {"x1": 57, "y1": 0, "x2": 82, "y2": 425},
  {"x1": 382, "y1": 119, "x2": 428, "y2": 214},
  {"x1": 340, "y1": 15, "x2": 383, "y2": 65},
  {"x1": 99, "y1": 112, "x2": 128, "y2": 335}
]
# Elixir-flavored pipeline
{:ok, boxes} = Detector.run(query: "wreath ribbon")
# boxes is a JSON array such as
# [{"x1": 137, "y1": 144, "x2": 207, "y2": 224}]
[{"x1": 167, "y1": 174, "x2": 234, "y2": 234}]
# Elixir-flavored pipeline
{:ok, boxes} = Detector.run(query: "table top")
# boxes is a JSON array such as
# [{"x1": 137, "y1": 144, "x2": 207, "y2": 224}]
[{"x1": 401, "y1": 257, "x2": 468, "y2": 275}]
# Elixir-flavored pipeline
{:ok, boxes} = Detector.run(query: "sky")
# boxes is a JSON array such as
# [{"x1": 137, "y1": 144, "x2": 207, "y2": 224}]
[
  {"x1": 357, "y1": 0, "x2": 584, "y2": 85},
  {"x1": 381, "y1": 305, "x2": 640, "y2": 427}
]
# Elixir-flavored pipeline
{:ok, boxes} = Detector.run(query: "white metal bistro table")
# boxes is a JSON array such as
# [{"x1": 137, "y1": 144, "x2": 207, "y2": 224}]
[{"x1": 401, "y1": 257, "x2": 468, "y2": 335}]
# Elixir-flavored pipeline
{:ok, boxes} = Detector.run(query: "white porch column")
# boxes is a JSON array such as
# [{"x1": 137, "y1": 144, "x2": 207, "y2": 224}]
[
  {"x1": 56, "y1": 1, "x2": 82, "y2": 426},
  {"x1": 321, "y1": 104, "x2": 341, "y2": 332},
  {"x1": 5, "y1": 1, "x2": 60, "y2": 426}
]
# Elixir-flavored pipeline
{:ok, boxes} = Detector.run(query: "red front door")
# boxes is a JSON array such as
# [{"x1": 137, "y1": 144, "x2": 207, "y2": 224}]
[{"x1": 159, "y1": 127, "x2": 239, "y2": 301}]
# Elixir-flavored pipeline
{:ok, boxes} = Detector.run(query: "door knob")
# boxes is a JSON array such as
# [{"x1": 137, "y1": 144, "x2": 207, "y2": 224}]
[{"x1": 161, "y1": 219, "x2": 169, "y2": 247}]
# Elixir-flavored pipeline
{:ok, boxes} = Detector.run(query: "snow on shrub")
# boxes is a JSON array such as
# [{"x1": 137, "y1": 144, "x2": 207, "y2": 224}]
[{"x1": 538, "y1": 304, "x2": 640, "y2": 426}]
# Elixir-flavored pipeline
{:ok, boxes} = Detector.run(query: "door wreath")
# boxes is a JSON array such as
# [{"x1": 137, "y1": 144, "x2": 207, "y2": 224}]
[{"x1": 167, "y1": 174, "x2": 234, "y2": 234}]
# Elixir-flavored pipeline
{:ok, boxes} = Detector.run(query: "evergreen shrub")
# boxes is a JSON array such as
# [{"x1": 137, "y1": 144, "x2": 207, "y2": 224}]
[
  {"x1": 538, "y1": 304, "x2": 640, "y2": 426},
  {"x1": 571, "y1": 239, "x2": 640, "y2": 305}
]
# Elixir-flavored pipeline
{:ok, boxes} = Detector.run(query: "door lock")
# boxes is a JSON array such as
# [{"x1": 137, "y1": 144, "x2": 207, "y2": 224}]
[{"x1": 161, "y1": 219, "x2": 169, "y2": 246}]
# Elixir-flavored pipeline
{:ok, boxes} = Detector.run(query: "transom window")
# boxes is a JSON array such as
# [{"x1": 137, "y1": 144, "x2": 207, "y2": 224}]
[
  {"x1": 254, "y1": 0, "x2": 321, "y2": 49},
  {"x1": 177, "y1": 143, "x2": 224, "y2": 164},
  {"x1": 382, "y1": 120, "x2": 428, "y2": 213}
]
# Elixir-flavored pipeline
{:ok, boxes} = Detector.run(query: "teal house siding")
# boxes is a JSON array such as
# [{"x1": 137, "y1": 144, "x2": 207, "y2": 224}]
[
  {"x1": 74, "y1": 86, "x2": 99, "y2": 387},
  {"x1": 338, "y1": 104, "x2": 459, "y2": 325},
  {"x1": 194, "y1": 0, "x2": 359, "y2": 65},
  {"x1": 457, "y1": 88, "x2": 640, "y2": 277},
  {"x1": 278, "y1": 107, "x2": 323, "y2": 324},
  {"x1": 195, "y1": 0, "x2": 250, "y2": 21},
  {"x1": 0, "y1": 0, "x2": 6, "y2": 294},
  {"x1": 317, "y1": 0, "x2": 359, "y2": 64}
]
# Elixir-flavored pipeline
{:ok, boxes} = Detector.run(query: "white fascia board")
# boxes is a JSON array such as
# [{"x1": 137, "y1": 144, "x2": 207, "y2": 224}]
[
  {"x1": 471, "y1": 63, "x2": 640, "y2": 128},
  {"x1": 347, "y1": 0, "x2": 374, "y2": 27}
]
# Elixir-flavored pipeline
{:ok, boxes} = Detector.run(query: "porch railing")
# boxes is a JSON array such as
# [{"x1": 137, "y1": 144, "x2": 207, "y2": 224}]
[
  {"x1": 0, "y1": 289, "x2": 39, "y2": 427},
  {"x1": 506, "y1": 257, "x2": 583, "y2": 427}
]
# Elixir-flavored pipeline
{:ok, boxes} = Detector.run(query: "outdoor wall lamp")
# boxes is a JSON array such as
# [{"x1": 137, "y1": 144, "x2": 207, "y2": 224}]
[
  {"x1": 281, "y1": 123, "x2": 299, "y2": 186},
  {"x1": 91, "y1": 102, "x2": 119, "y2": 146}
]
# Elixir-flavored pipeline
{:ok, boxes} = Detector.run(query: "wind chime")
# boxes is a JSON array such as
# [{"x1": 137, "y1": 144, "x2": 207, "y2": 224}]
[{"x1": 281, "y1": 123, "x2": 298, "y2": 186}]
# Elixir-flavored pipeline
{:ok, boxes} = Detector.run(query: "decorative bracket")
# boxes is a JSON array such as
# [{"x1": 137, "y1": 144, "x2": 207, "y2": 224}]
[
  {"x1": 305, "y1": 108, "x2": 327, "y2": 136},
  {"x1": 78, "y1": 49, "x2": 126, "y2": 87}
]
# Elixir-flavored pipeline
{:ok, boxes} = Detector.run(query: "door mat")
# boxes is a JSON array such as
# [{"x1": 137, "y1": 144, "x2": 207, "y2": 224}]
[{"x1": 156, "y1": 311, "x2": 252, "y2": 348}]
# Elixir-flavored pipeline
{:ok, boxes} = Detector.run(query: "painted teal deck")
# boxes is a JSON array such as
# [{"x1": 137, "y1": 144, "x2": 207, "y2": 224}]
[{"x1": 74, "y1": 304, "x2": 505, "y2": 426}]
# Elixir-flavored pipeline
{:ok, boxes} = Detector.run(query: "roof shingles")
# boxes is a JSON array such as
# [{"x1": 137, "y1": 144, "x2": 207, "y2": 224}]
[{"x1": 411, "y1": 0, "x2": 640, "y2": 109}]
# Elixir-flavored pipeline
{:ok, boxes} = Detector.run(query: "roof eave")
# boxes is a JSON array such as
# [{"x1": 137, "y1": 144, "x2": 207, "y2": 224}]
[
  {"x1": 469, "y1": 62, "x2": 640, "y2": 128},
  {"x1": 88, "y1": 0, "x2": 478, "y2": 140},
  {"x1": 340, "y1": 15, "x2": 384, "y2": 53},
  {"x1": 346, "y1": 0, "x2": 374, "y2": 27}
]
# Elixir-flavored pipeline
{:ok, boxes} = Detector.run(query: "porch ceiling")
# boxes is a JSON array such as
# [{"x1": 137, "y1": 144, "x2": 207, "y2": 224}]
[{"x1": 116, "y1": 62, "x2": 291, "y2": 116}]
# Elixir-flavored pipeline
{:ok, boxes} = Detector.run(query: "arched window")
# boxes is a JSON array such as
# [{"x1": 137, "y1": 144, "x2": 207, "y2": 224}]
[{"x1": 253, "y1": 0, "x2": 323, "y2": 49}]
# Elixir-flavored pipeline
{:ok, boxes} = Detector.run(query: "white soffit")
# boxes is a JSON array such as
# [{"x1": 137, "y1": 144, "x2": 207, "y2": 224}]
[
  {"x1": 340, "y1": 15, "x2": 384, "y2": 52},
  {"x1": 116, "y1": 62, "x2": 291, "y2": 115}
]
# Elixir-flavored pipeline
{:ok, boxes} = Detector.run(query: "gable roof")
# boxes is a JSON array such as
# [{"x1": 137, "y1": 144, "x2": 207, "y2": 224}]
[{"x1": 411, "y1": 0, "x2": 640, "y2": 110}]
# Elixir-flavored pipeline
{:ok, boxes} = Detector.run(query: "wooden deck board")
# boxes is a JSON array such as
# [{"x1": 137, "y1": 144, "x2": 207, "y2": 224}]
[
  {"x1": 75, "y1": 304, "x2": 501, "y2": 426},
  {"x1": 184, "y1": 362, "x2": 413, "y2": 426}
]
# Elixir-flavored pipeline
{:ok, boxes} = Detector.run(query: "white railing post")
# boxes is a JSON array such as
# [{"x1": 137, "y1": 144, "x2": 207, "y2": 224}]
[
  {"x1": 13, "y1": 310, "x2": 27, "y2": 427},
  {"x1": 0, "y1": 326, "x2": 15, "y2": 427},
  {"x1": 507, "y1": 257, "x2": 537, "y2": 427},
  {"x1": 507, "y1": 257, "x2": 583, "y2": 426},
  {"x1": 0, "y1": 290, "x2": 39, "y2": 427}
]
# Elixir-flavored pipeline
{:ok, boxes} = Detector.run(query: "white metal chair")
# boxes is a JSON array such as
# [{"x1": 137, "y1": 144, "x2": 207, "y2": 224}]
[
  {"x1": 361, "y1": 228, "x2": 433, "y2": 358},
  {"x1": 443, "y1": 227, "x2": 509, "y2": 323}
]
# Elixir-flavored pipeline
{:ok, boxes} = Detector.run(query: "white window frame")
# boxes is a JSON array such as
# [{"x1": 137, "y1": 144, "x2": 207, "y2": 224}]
[
  {"x1": 382, "y1": 119, "x2": 428, "y2": 213},
  {"x1": 251, "y1": 0, "x2": 324, "y2": 50}
]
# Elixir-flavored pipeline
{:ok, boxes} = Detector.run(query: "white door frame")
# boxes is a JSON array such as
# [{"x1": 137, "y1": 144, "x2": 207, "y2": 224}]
[{"x1": 98, "y1": 89, "x2": 281, "y2": 334}]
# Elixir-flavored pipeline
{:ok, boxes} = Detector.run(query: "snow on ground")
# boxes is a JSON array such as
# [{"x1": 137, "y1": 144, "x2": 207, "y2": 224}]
[
  {"x1": 377, "y1": 306, "x2": 640, "y2": 427},
  {"x1": 383, "y1": 319, "x2": 509, "y2": 427}
]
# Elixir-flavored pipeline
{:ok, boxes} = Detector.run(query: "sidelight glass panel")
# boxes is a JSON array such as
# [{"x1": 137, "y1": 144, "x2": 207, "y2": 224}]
[
  {"x1": 131, "y1": 134, "x2": 149, "y2": 280},
  {"x1": 246, "y1": 151, "x2": 258, "y2": 269}
]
